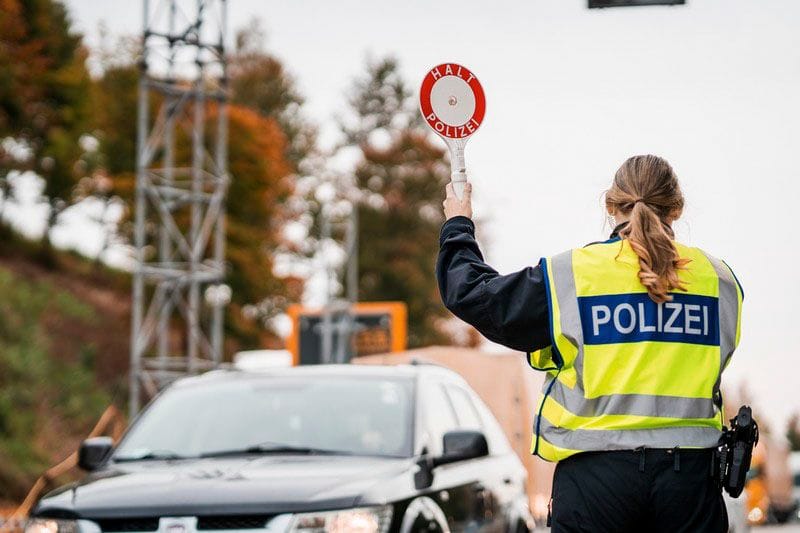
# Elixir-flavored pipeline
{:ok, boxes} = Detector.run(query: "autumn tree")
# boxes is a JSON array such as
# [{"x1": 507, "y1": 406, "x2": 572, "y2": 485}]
[
  {"x1": 87, "y1": 23, "x2": 310, "y2": 348},
  {"x1": 0, "y1": 0, "x2": 28, "y2": 225},
  {"x1": 227, "y1": 21, "x2": 322, "y2": 267},
  {"x1": 341, "y1": 57, "x2": 452, "y2": 347},
  {"x1": 81, "y1": 35, "x2": 140, "y2": 263},
  {"x1": 0, "y1": 0, "x2": 91, "y2": 249},
  {"x1": 229, "y1": 22, "x2": 316, "y2": 170},
  {"x1": 215, "y1": 104, "x2": 300, "y2": 346}
]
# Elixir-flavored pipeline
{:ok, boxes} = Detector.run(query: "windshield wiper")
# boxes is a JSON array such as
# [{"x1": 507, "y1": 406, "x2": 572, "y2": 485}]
[
  {"x1": 200, "y1": 443, "x2": 355, "y2": 459},
  {"x1": 114, "y1": 450, "x2": 187, "y2": 462}
]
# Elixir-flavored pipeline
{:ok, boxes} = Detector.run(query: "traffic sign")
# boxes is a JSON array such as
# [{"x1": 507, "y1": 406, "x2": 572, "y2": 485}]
[
  {"x1": 419, "y1": 63, "x2": 485, "y2": 139},
  {"x1": 286, "y1": 302, "x2": 407, "y2": 366},
  {"x1": 419, "y1": 63, "x2": 485, "y2": 199}
]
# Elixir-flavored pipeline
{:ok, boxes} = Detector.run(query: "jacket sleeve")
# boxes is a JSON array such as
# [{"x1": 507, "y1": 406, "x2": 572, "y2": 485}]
[{"x1": 436, "y1": 216, "x2": 551, "y2": 353}]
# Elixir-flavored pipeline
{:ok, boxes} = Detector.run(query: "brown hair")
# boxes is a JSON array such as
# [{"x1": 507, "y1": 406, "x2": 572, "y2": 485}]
[{"x1": 605, "y1": 155, "x2": 689, "y2": 303}]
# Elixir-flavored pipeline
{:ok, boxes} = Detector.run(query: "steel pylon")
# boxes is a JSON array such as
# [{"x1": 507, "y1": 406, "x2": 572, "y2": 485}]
[{"x1": 130, "y1": 0, "x2": 229, "y2": 416}]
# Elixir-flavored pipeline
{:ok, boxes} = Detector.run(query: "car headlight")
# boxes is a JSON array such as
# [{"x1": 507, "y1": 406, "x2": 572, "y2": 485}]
[
  {"x1": 289, "y1": 505, "x2": 393, "y2": 533},
  {"x1": 25, "y1": 519, "x2": 79, "y2": 533}
]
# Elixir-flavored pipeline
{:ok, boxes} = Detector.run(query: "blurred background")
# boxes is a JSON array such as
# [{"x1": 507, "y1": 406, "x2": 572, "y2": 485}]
[{"x1": 0, "y1": 0, "x2": 799, "y2": 530}]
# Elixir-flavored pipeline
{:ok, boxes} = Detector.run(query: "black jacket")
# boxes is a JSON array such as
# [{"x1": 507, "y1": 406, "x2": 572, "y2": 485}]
[{"x1": 436, "y1": 216, "x2": 626, "y2": 353}]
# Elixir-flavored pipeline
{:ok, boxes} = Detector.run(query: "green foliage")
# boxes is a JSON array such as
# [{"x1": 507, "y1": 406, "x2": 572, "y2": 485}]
[
  {"x1": 91, "y1": 64, "x2": 139, "y2": 177},
  {"x1": 342, "y1": 57, "x2": 414, "y2": 144},
  {"x1": 0, "y1": 266, "x2": 111, "y2": 499},
  {"x1": 344, "y1": 57, "x2": 452, "y2": 347}
]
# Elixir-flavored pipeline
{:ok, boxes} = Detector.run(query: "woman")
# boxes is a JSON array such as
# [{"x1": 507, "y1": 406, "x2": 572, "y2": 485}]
[{"x1": 437, "y1": 155, "x2": 742, "y2": 533}]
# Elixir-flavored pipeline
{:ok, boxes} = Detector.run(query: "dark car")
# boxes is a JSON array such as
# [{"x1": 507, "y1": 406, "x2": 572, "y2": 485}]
[{"x1": 29, "y1": 364, "x2": 534, "y2": 533}]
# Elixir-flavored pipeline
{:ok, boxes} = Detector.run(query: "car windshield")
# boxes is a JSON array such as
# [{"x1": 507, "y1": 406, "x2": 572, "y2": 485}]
[{"x1": 114, "y1": 375, "x2": 414, "y2": 460}]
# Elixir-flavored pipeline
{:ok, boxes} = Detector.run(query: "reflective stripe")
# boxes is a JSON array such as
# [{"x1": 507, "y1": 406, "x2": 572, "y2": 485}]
[
  {"x1": 538, "y1": 416, "x2": 721, "y2": 451},
  {"x1": 703, "y1": 252, "x2": 740, "y2": 404},
  {"x1": 548, "y1": 379, "x2": 716, "y2": 419},
  {"x1": 550, "y1": 251, "x2": 581, "y2": 369},
  {"x1": 703, "y1": 252, "x2": 739, "y2": 370}
]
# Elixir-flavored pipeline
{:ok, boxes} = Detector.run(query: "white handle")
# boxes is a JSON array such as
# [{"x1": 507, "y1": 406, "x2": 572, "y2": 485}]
[
  {"x1": 451, "y1": 172, "x2": 467, "y2": 200},
  {"x1": 448, "y1": 140, "x2": 468, "y2": 201}
]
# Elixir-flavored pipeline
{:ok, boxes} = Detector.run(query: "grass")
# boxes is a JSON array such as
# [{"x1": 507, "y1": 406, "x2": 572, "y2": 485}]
[{"x1": 0, "y1": 266, "x2": 114, "y2": 501}]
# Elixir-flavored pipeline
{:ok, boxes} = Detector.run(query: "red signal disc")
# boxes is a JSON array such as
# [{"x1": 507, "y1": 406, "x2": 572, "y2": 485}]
[{"x1": 419, "y1": 63, "x2": 485, "y2": 139}]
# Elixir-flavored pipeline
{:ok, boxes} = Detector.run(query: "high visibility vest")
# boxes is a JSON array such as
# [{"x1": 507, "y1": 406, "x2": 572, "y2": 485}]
[{"x1": 529, "y1": 237, "x2": 743, "y2": 463}]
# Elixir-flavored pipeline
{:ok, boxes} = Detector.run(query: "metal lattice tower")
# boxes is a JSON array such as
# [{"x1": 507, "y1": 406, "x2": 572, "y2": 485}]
[{"x1": 130, "y1": 0, "x2": 229, "y2": 416}]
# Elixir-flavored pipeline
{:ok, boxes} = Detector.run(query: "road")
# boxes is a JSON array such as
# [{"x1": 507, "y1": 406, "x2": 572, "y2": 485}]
[
  {"x1": 534, "y1": 524, "x2": 800, "y2": 532},
  {"x1": 757, "y1": 526, "x2": 800, "y2": 532}
]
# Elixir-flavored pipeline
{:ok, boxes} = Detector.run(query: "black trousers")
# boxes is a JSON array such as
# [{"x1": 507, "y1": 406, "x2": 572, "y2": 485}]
[{"x1": 550, "y1": 448, "x2": 728, "y2": 533}]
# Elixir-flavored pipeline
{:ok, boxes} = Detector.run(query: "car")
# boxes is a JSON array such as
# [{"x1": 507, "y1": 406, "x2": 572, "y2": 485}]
[{"x1": 28, "y1": 364, "x2": 534, "y2": 533}]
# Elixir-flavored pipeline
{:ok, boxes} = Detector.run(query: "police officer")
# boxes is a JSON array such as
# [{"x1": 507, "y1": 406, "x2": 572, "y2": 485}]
[{"x1": 437, "y1": 155, "x2": 741, "y2": 533}]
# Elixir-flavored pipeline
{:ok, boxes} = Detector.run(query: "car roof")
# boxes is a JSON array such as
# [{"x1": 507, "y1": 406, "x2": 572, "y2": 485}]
[{"x1": 169, "y1": 363, "x2": 467, "y2": 389}]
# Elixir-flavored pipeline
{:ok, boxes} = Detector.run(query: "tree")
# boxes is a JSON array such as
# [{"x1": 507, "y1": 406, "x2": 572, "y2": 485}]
[
  {"x1": 87, "y1": 28, "x2": 147, "y2": 211},
  {"x1": 90, "y1": 64, "x2": 138, "y2": 181},
  {"x1": 787, "y1": 413, "x2": 800, "y2": 452},
  {"x1": 229, "y1": 20, "x2": 316, "y2": 172},
  {"x1": 87, "y1": 25, "x2": 310, "y2": 349},
  {"x1": 342, "y1": 57, "x2": 452, "y2": 347},
  {"x1": 215, "y1": 104, "x2": 300, "y2": 346},
  {"x1": 0, "y1": 0, "x2": 92, "y2": 250}
]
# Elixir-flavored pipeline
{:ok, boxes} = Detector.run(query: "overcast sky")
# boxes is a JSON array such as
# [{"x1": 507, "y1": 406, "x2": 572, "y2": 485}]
[{"x1": 62, "y1": 0, "x2": 800, "y2": 432}]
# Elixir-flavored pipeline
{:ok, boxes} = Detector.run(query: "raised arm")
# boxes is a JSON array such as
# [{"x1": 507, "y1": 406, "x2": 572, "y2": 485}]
[{"x1": 435, "y1": 213, "x2": 551, "y2": 353}]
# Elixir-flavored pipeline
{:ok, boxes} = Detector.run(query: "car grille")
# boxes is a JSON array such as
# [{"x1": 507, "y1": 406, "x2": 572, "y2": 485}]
[
  {"x1": 96, "y1": 517, "x2": 160, "y2": 532},
  {"x1": 95, "y1": 515, "x2": 275, "y2": 532},
  {"x1": 196, "y1": 515, "x2": 273, "y2": 530}
]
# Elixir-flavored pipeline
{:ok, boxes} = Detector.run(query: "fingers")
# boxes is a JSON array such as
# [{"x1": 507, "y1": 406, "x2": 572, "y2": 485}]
[
  {"x1": 445, "y1": 181, "x2": 472, "y2": 201},
  {"x1": 462, "y1": 182, "x2": 472, "y2": 203},
  {"x1": 443, "y1": 180, "x2": 473, "y2": 220}
]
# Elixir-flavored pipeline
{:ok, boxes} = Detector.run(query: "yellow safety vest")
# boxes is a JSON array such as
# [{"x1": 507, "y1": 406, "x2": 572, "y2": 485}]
[{"x1": 529, "y1": 237, "x2": 743, "y2": 462}]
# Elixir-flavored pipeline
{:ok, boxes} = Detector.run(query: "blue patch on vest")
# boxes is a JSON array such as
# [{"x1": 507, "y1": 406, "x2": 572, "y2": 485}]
[{"x1": 577, "y1": 293, "x2": 720, "y2": 346}]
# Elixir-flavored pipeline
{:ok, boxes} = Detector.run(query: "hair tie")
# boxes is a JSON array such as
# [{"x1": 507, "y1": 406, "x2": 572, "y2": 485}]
[{"x1": 633, "y1": 198, "x2": 645, "y2": 205}]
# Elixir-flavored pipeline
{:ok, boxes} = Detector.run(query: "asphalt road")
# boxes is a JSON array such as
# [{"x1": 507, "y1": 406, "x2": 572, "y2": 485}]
[
  {"x1": 534, "y1": 524, "x2": 800, "y2": 532},
  {"x1": 756, "y1": 525, "x2": 800, "y2": 532}
]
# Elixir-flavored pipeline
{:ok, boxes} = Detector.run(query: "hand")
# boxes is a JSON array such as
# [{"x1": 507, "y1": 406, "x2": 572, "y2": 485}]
[{"x1": 443, "y1": 182, "x2": 473, "y2": 220}]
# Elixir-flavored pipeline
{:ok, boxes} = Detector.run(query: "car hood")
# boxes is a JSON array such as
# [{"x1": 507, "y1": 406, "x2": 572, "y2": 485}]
[{"x1": 36, "y1": 455, "x2": 412, "y2": 518}]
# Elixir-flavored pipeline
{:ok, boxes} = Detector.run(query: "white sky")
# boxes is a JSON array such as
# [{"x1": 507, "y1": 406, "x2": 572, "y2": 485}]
[{"x1": 62, "y1": 0, "x2": 800, "y2": 432}]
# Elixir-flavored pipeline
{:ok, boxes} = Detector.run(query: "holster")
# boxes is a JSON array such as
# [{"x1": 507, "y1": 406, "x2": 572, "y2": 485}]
[{"x1": 714, "y1": 405, "x2": 759, "y2": 498}]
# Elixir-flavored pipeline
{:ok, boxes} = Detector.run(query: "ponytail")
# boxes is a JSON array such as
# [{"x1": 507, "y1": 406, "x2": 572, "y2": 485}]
[{"x1": 606, "y1": 155, "x2": 689, "y2": 304}]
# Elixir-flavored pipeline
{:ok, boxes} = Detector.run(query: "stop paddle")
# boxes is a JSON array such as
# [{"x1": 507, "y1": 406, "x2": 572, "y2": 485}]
[{"x1": 419, "y1": 63, "x2": 486, "y2": 199}]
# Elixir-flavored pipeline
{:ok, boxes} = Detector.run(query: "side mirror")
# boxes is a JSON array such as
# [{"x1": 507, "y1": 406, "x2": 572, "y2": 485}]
[
  {"x1": 433, "y1": 430, "x2": 489, "y2": 467},
  {"x1": 78, "y1": 436, "x2": 114, "y2": 471}
]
